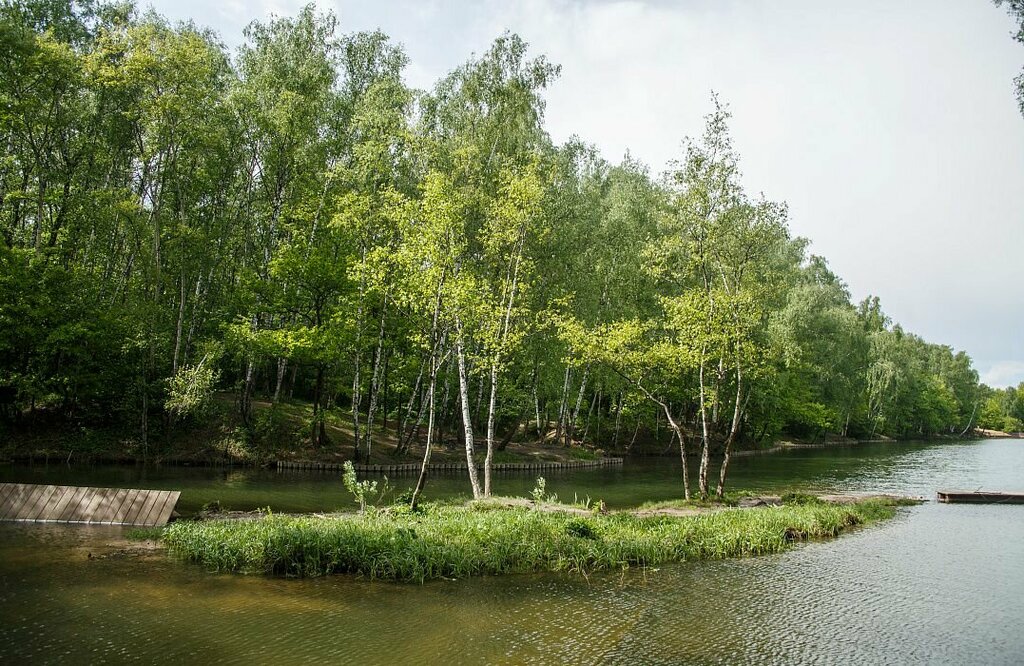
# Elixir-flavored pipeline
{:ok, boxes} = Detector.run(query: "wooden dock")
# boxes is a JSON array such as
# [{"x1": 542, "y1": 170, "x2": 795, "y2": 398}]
[
  {"x1": 937, "y1": 490, "x2": 1024, "y2": 504},
  {"x1": 0, "y1": 483, "x2": 180, "y2": 526}
]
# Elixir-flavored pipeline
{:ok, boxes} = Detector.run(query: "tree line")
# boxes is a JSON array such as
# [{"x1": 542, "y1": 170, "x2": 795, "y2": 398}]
[{"x1": 0, "y1": 2, "x2": 994, "y2": 499}]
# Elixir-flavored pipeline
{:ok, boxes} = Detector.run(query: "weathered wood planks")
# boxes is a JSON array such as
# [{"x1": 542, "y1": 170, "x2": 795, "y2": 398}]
[
  {"x1": 0, "y1": 483, "x2": 180, "y2": 526},
  {"x1": 937, "y1": 490, "x2": 1024, "y2": 504}
]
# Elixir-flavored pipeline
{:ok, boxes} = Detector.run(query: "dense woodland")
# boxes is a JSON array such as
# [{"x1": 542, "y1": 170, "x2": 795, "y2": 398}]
[{"x1": 0, "y1": 2, "x2": 1015, "y2": 499}]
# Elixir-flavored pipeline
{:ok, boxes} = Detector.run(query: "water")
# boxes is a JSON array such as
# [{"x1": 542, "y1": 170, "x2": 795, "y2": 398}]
[{"x1": 1, "y1": 439, "x2": 1022, "y2": 664}]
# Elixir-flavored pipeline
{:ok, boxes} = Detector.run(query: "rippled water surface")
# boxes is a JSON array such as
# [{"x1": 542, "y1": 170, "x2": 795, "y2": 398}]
[{"x1": 2, "y1": 439, "x2": 1022, "y2": 664}]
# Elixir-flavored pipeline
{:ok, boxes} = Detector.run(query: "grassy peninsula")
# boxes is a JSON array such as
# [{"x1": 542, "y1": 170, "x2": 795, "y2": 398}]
[{"x1": 162, "y1": 497, "x2": 902, "y2": 582}]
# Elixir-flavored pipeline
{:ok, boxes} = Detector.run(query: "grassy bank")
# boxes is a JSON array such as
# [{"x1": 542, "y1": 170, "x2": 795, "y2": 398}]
[{"x1": 162, "y1": 498, "x2": 900, "y2": 582}]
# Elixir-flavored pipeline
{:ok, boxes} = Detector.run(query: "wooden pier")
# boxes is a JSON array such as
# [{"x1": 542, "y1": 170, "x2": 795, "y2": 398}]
[
  {"x1": 937, "y1": 490, "x2": 1024, "y2": 504},
  {"x1": 0, "y1": 483, "x2": 180, "y2": 526}
]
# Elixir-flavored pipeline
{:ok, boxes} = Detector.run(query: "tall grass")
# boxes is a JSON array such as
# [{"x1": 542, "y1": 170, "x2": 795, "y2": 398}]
[{"x1": 163, "y1": 500, "x2": 898, "y2": 582}]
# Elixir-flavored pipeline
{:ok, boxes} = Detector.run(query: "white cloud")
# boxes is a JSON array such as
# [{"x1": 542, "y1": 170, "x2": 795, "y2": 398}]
[
  {"x1": 145, "y1": 0, "x2": 1024, "y2": 379},
  {"x1": 980, "y1": 361, "x2": 1024, "y2": 389}
]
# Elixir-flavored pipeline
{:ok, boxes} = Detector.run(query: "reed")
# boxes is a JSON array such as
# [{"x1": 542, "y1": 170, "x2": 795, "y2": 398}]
[{"x1": 163, "y1": 499, "x2": 899, "y2": 582}]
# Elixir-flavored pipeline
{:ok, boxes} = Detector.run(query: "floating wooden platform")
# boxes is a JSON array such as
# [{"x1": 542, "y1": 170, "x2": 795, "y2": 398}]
[
  {"x1": 937, "y1": 490, "x2": 1024, "y2": 504},
  {"x1": 0, "y1": 483, "x2": 180, "y2": 526}
]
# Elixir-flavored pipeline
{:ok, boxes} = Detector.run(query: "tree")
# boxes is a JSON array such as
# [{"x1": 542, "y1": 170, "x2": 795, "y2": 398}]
[{"x1": 995, "y1": 0, "x2": 1024, "y2": 116}]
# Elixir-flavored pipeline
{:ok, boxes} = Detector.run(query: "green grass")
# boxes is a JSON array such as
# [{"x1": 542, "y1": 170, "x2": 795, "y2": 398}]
[
  {"x1": 162, "y1": 498, "x2": 900, "y2": 582},
  {"x1": 125, "y1": 526, "x2": 166, "y2": 540}
]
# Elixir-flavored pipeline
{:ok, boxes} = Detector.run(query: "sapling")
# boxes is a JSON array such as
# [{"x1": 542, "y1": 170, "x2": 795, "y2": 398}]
[
  {"x1": 530, "y1": 476, "x2": 546, "y2": 503},
  {"x1": 343, "y1": 461, "x2": 378, "y2": 513}
]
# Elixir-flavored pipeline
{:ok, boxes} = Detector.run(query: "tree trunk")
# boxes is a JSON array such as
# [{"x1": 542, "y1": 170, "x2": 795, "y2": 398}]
[
  {"x1": 241, "y1": 360, "x2": 255, "y2": 426},
  {"x1": 410, "y1": 267, "x2": 447, "y2": 510},
  {"x1": 612, "y1": 392, "x2": 624, "y2": 449},
  {"x1": 363, "y1": 304, "x2": 388, "y2": 459},
  {"x1": 497, "y1": 413, "x2": 526, "y2": 451},
  {"x1": 402, "y1": 382, "x2": 428, "y2": 454},
  {"x1": 455, "y1": 328, "x2": 482, "y2": 499},
  {"x1": 533, "y1": 385, "x2": 543, "y2": 439},
  {"x1": 554, "y1": 366, "x2": 571, "y2": 445},
  {"x1": 397, "y1": 360, "x2": 425, "y2": 455},
  {"x1": 141, "y1": 387, "x2": 148, "y2": 462},
  {"x1": 171, "y1": 271, "x2": 186, "y2": 376},
  {"x1": 581, "y1": 388, "x2": 599, "y2": 444},
  {"x1": 697, "y1": 349, "x2": 711, "y2": 501},
  {"x1": 626, "y1": 417, "x2": 642, "y2": 453},
  {"x1": 484, "y1": 361, "x2": 499, "y2": 497},
  {"x1": 273, "y1": 358, "x2": 287, "y2": 404},
  {"x1": 381, "y1": 352, "x2": 390, "y2": 432},
  {"x1": 436, "y1": 362, "x2": 453, "y2": 448},
  {"x1": 409, "y1": 356, "x2": 440, "y2": 512},
  {"x1": 313, "y1": 365, "x2": 326, "y2": 448},
  {"x1": 715, "y1": 366, "x2": 743, "y2": 499},
  {"x1": 567, "y1": 365, "x2": 590, "y2": 446}
]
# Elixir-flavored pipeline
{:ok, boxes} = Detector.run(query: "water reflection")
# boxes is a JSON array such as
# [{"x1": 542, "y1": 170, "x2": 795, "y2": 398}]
[{"x1": 1, "y1": 439, "x2": 1022, "y2": 664}]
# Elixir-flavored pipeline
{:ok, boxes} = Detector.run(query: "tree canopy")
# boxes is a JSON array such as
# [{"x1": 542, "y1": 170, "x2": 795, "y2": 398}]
[{"x1": 0, "y1": 1, "x2": 995, "y2": 498}]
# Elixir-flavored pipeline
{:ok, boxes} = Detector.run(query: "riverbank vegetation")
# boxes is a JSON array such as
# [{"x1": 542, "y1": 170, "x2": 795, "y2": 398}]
[
  {"x1": 161, "y1": 496, "x2": 900, "y2": 581},
  {"x1": 977, "y1": 383, "x2": 1024, "y2": 434},
  {"x1": 0, "y1": 2, "x2": 997, "y2": 500}
]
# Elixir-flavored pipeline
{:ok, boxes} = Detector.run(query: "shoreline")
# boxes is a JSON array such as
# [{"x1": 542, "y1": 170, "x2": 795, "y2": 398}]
[{"x1": 2, "y1": 431, "x2": 1009, "y2": 472}]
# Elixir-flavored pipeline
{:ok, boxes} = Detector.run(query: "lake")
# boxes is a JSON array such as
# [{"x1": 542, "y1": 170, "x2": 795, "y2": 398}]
[{"x1": 1, "y1": 438, "x2": 1021, "y2": 664}]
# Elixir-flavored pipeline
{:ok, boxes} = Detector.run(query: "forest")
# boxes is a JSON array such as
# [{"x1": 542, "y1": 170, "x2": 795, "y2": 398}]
[{"x1": 0, "y1": 1, "x2": 1013, "y2": 500}]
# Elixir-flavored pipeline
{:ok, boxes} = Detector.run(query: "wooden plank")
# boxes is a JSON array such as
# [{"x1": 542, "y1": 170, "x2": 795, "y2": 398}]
[
  {"x1": 2, "y1": 484, "x2": 41, "y2": 519},
  {"x1": 144, "y1": 492, "x2": 172, "y2": 526},
  {"x1": 134, "y1": 487, "x2": 167, "y2": 524},
  {"x1": 111, "y1": 488, "x2": 141, "y2": 524},
  {"x1": 121, "y1": 489, "x2": 150, "y2": 525},
  {"x1": 52, "y1": 485, "x2": 89, "y2": 522},
  {"x1": 50, "y1": 485, "x2": 86, "y2": 520},
  {"x1": 0, "y1": 483, "x2": 28, "y2": 518},
  {"x1": 0, "y1": 484, "x2": 34, "y2": 519},
  {"x1": 0, "y1": 483, "x2": 16, "y2": 508},
  {"x1": 88, "y1": 485, "x2": 130, "y2": 520},
  {"x1": 30, "y1": 485, "x2": 71, "y2": 521},
  {"x1": 150, "y1": 491, "x2": 180, "y2": 526},
  {"x1": 103, "y1": 488, "x2": 131, "y2": 524},
  {"x1": 149, "y1": 490, "x2": 178, "y2": 526},
  {"x1": 11, "y1": 485, "x2": 56, "y2": 520},
  {"x1": 937, "y1": 490, "x2": 1024, "y2": 504},
  {"x1": 107, "y1": 487, "x2": 137, "y2": 523},
  {"x1": 0, "y1": 484, "x2": 181, "y2": 526},
  {"x1": 73, "y1": 486, "x2": 116, "y2": 524},
  {"x1": 130, "y1": 490, "x2": 164, "y2": 526}
]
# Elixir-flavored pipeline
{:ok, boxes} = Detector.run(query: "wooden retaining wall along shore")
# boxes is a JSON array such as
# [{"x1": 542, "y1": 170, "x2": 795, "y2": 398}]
[
  {"x1": 276, "y1": 457, "x2": 624, "y2": 474},
  {"x1": 0, "y1": 483, "x2": 180, "y2": 526}
]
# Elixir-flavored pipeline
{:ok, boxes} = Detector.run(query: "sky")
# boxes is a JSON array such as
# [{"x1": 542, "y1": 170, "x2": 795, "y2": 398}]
[{"x1": 145, "y1": 0, "x2": 1024, "y2": 388}]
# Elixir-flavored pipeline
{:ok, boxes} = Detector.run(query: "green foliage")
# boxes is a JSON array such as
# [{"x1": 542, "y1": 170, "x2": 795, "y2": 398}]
[
  {"x1": 165, "y1": 353, "x2": 220, "y2": 420},
  {"x1": 125, "y1": 526, "x2": 166, "y2": 541},
  {"x1": 0, "y1": 1, "x2": 983, "y2": 482},
  {"x1": 342, "y1": 461, "x2": 380, "y2": 512},
  {"x1": 530, "y1": 476, "x2": 547, "y2": 503},
  {"x1": 162, "y1": 499, "x2": 899, "y2": 581},
  {"x1": 564, "y1": 517, "x2": 600, "y2": 540}
]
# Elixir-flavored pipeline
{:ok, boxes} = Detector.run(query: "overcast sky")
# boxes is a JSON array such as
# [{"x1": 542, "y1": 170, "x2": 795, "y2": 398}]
[{"x1": 145, "y1": 0, "x2": 1024, "y2": 388}]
